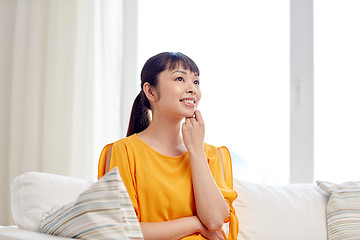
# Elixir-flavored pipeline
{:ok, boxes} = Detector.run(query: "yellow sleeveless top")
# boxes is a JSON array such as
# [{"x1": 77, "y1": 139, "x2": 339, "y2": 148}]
[{"x1": 98, "y1": 134, "x2": 239, "y2": 239}]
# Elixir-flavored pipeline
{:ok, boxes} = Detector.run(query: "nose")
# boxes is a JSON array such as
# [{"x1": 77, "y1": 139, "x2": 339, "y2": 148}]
[{"x1": 186, "y1": 82, "x2": 197, "y2": 94}]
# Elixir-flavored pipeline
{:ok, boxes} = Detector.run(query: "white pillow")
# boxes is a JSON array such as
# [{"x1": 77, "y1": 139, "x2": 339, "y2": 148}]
[
  {"x1": 233, "y1": 179, "x2": 329, "y2": 240},
  {"x1": 40, "y1": 167, "x2": 143, "y2": 239},
  {"x1": 11, "y1": 171, "x2": 94, "y2": 232}
]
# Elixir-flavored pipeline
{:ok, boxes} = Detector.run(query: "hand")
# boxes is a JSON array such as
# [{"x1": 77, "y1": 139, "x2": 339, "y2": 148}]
[{"x1": 181, "y1": 110, "x2": 205, "y2": 153}]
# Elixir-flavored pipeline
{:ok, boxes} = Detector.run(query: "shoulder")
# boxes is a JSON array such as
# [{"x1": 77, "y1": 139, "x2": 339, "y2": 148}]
[
  {"x1": 204, "y1": 142, "x2": 229, "y2": 153},
  {"x1": 204, "y1": 142, "x2": 229, "y2": 159},
  {"x1": 105, "y1": 135, "x2": 141, "y2": 160},
  {"x1": 105, "y1": 135, "x2": 141, "y2": 170},
  {"x1": 203, "y1": 142, "x2": 217, "y2": 153},
  {"x1": 204, "y1": 143, "x2": 232, "y2": 165},
  {"x1": 112, "y1": 134, "x2": 139, "y2": 149}
]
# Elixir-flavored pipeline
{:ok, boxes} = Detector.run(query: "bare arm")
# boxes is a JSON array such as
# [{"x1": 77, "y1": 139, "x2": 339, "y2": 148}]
[
  {"x1": 140, "y1": 216, "x2": 225, "y2": 240},
  {"x1": 105, "y1": 146, "x2": 112, "y2": 173},
  {"x1": 140, "y1": 216, "x2": 200, "y2": 240},
  {"x1": 182, "y1": 110, "x2": 229, "y2": 231}
]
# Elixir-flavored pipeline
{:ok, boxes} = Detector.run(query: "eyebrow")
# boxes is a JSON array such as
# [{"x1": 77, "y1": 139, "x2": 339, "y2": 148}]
[
  {"x1": 171, "y1": 70, "x2": 199, "y2": 77},
  {"x1": 170, "y1": 70, "x2": 187, "y2": 75}
]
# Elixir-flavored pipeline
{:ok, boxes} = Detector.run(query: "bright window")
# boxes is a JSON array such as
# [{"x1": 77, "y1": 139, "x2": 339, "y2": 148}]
[
  {"x1": 314, "y1": 0, "x2": 360, "y2": 183},
  {"x1": 139, "y1": 0, "x2": 290, "y2": 184}
]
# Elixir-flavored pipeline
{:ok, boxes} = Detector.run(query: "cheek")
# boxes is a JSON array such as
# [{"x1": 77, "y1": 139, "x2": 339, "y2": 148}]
[
  {"x1": 167, "y1": 86, "x2": 183, "y2": 99},
  {"x1": 159, "y1": 87, "x2": 180, "y2": 104},
  {"x1": 197, "y1": 91, "x2": 202, "y2": 104}
]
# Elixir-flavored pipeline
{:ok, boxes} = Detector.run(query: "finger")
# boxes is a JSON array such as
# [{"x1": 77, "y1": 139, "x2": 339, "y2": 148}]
[
  {"x1": 190, "y1": 117, "x2": 197, "y2": 124},
  {"x1": 220, "y1": 229, "x2": 226, "y2": 240},
  {"x1": 217, "y1": 231, "x2": 225, "y2": 240},
  {"x1": 194, "y1": 110, "x2": 204, "y2": 124},
  {"x1": 220, "y1": 233, "x2": 225, "y2": 240}
]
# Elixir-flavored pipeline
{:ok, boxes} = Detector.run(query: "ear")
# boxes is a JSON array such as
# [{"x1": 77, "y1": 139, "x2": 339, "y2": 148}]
[{"x1": 143, "y1": 82, "x2": 158, "y2": 103}]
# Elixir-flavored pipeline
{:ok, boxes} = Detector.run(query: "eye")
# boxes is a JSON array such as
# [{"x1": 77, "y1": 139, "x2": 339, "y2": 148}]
[
  {"x1": 176, "y1": 77, "x2": 184, "y2": 82},
  {"x1": 194, "y1": 80, "x2": 200, "y2": 85}
]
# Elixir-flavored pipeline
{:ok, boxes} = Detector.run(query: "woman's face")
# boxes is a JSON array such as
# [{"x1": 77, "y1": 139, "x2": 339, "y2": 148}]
[{"x1": 154, "y1": 65, "x2": 201, "y2": 119}]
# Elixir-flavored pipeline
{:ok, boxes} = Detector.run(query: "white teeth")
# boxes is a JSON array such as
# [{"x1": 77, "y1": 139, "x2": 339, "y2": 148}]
[{"x1": 183, "y1": 99, "x2": 194, "y2": 104}]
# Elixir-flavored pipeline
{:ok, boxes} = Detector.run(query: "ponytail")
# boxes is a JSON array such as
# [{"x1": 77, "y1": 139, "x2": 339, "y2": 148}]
[{"x1": 126, "y1": 91, "x2": 150, "y2": 137}]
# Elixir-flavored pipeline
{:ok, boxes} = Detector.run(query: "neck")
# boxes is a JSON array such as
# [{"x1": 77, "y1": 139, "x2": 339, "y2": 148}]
[{"x1": 138, "y1": 111, "x2": 184, "y2": 149}]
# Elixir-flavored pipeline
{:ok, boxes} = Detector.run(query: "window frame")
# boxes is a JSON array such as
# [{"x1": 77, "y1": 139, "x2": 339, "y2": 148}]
[{"x1": 289, "y1": 0, "x2": 314, "y2": 183}]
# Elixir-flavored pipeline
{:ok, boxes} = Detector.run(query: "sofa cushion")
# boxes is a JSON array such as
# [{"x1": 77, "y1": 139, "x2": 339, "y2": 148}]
[
  {"x1": 11, "y1": 171, "x2": 93, "y2": 232},
  {"x1": 0, "y1": 226, "x2": 71, "y2": 240},
  {"x1": 317, "y1": 181, "x2": 360, "y2": 240},
  {"x1": 40, "y1": 167, "x2": 143, "y2": 239},
  {"x1": 233, "y1": 179, "x2": 329, "y2": 240}
]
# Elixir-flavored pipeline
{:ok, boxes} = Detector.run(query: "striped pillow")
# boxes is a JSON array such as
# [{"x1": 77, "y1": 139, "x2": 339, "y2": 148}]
[
  {"x1": 41, "y1": 167, "x2": 143, "y2": 239},
  {"x1": 317, "y1": 181, "x2": 360, "y2": 240}
]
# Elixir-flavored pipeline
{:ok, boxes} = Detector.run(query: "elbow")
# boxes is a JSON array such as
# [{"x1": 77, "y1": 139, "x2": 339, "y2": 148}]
[
  {"x1": 202, "y1": 212, "x2": 228, "y2": 232},
  {"x1": 204, "y1": 205, "x2": 230, "y2": 232},
  {"x1": 200, "y1": 201, "x2": 230, "y2": 231},
  {"x1": 206, "y1": 220, "x2": 224, "y2": 232}
]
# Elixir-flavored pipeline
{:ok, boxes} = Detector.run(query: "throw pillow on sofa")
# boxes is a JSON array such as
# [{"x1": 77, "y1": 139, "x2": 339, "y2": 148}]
[
  {"x1": 317, "y1": 181, "x2": 360, "y2": 240},
  {"x1": 40, "y1": 167, "x2": 143, "y2": 239},
  {"x1": 233, "y1": 179, "x2": 329, "y2": 240}
]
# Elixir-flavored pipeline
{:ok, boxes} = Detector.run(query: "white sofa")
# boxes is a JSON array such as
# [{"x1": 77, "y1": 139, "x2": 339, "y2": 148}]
[{"x1": 1, "y1": 171, "x2": 331, "y2": 240}]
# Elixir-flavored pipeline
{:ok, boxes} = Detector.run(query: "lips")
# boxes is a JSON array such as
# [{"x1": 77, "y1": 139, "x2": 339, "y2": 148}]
[
  {"x1": 179, "y1": 98, "x2": 196, "y2": 104},
  {"x1": 181, "y1": 99, "x2": 195, "y2": 104},
  {"x1": 180, "y1": 98, "x2": 196, "y2": 108}
]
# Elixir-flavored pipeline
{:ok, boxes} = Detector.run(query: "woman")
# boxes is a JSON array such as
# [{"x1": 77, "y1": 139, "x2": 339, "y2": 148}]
[{"x1": 98, "y1": 52, "x2": 238, "y2": 240}]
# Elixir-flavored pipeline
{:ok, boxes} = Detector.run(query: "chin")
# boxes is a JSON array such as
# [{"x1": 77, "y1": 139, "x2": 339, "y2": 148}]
[{"x1": 183, "y1": 110, "x2": 195, "y2": 118}]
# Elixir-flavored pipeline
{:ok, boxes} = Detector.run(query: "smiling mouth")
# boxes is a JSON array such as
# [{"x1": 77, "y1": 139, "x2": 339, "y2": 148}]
[{"x1": 180, "y1": 99, "x2": 195, "y2": 104}]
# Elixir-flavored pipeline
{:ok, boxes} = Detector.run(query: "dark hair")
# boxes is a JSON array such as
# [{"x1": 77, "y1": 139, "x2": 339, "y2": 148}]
[{"x1": 126, "y1": 52, "x2": 200, "y2": 137}]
